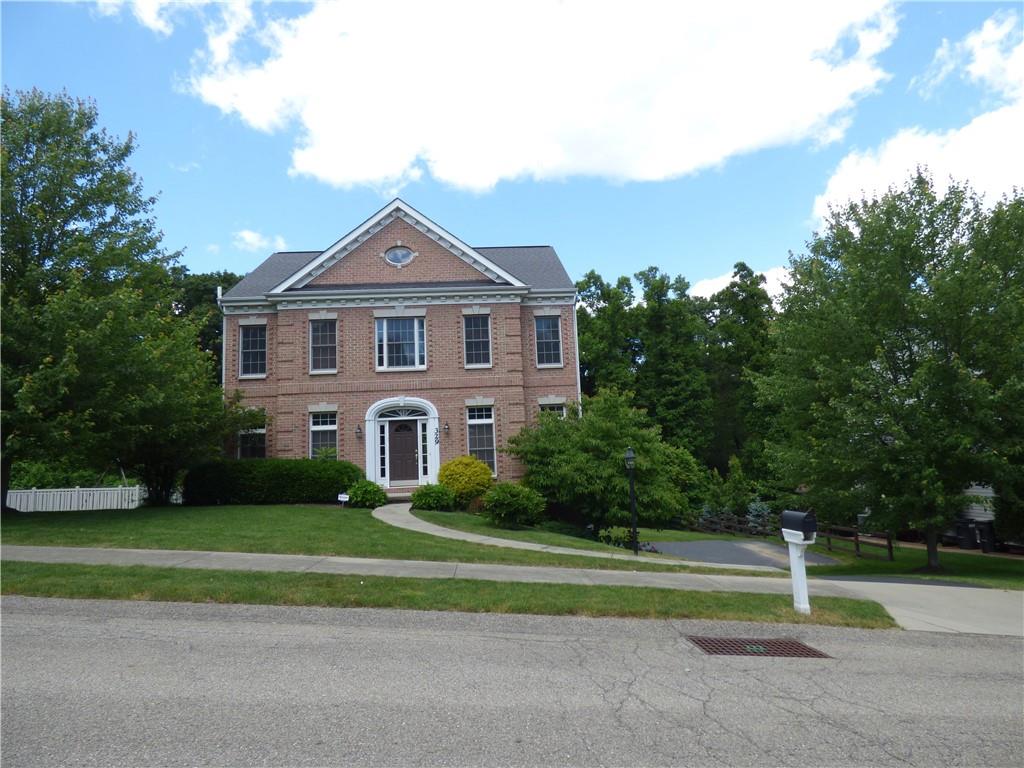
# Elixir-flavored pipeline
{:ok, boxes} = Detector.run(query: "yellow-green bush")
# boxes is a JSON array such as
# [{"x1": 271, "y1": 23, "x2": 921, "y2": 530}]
[{"x1": 438, "y1": 455, "x2": 493, "y2": 508}]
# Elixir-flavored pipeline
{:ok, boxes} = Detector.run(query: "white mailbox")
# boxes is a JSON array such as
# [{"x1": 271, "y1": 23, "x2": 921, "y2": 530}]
[{"x1": 780, "y1": 510, "x2": 817, "y2": 615}]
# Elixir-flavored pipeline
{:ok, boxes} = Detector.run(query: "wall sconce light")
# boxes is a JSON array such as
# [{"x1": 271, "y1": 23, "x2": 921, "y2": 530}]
[
  {"x1": 355, "y1": 424, "x2": 363, "y2": 438},
  {"x1": 443, "y1": 422, "x2": 450, "y2": 434}
]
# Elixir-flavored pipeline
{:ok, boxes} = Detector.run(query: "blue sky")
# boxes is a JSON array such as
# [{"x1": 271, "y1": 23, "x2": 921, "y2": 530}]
[{"x1": 3, "y1": 1, "x2": 1021, "y2": 296}]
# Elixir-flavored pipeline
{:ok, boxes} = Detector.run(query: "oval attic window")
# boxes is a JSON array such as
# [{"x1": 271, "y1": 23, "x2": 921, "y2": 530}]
[{"x1": 385, "y1": 246, "x2": 414, "y2": 266}]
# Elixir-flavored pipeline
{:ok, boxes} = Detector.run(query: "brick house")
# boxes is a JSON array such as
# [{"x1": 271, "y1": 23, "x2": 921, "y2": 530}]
[{"x1": 219, "y1": 199, "x2": 579, "y2": 489}]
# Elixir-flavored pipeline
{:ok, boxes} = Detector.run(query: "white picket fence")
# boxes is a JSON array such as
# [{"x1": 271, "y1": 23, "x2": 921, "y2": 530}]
[{"x1": 7, "y1": 485, "x2": 144, "y2": 513}]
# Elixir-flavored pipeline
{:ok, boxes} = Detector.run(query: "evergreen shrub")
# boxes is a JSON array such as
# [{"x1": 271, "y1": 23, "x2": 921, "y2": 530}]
[
  {"x1": 411, "y1": 483, "x2": 456, "y2": 512},
  {"x1": 482, "y1": 483, "x2": 546, "y2": 527},
  {"x1": 346, "y1": 479, "x2": 389, "y2": 509},
  {"x1": 438, "y1": 455, "x2": 493, "y2": 507}
]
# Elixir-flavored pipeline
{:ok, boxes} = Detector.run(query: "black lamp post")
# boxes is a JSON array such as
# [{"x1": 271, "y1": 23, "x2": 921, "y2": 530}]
[{"x1": 624, "y1": 447, "x2": 638, "y2": 555}]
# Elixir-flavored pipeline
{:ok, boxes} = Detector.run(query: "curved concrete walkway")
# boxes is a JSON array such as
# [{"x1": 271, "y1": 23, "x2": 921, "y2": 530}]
[{"x1": 372, "y1": 503, "x2": 782, "y2": 573}]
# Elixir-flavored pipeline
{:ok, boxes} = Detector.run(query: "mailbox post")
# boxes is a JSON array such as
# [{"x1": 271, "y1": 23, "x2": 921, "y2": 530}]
[{"x1": 780, "y1": 510, "x2": 817, "y2": 615}]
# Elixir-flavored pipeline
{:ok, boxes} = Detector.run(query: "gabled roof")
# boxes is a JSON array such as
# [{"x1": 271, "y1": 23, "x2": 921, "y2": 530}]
[
  {"x1": 269, "y1": 199, "x2": 526, "y2": 293},
  {"x1": 220, "y1": 202, "x2": 575, "y2": 301}
]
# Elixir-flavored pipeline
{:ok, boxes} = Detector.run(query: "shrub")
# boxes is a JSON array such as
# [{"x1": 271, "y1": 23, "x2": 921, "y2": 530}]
[
  {"x1": 598, "y1": 526, "x2": 635, "y2": 549},
  {"x1": 411, "y1": 483, "x2": 456, "y2": 511},
  {"x1": 346, "y1": 479, "x2": 388, "y2": 509},
  {"x1": 438, "y1": 455, "x2": 493, "y2": 507},
  {"x1": 482, "y1": 483, "x2": 546, "y2": 527},
  {"x1": 746, "y1": 498, "x2": 775, "y2": 536},
  {"x1": 183, "y1": 459, "x2": 363, "y2": 505},
  {"x1": 506, "y1": 389, "x2": 703, "y2": 529}
]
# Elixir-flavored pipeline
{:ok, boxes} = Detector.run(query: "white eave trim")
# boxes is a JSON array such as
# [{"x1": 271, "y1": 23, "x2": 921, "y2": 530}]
[{"x1": 268, "y1": 199, "x2": 527, "y2": 293}]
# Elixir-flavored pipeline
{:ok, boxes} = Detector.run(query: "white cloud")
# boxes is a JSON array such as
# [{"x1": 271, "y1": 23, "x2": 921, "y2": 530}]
[
  {"x1": 816, "y1": 11, "x2": 1023, "y2": 222},
  {"x1": 184, "y1": 0, "x2": 898, "y2": 192},
  {"x1": 96, "y1": 0, "x2": 205, "y2": 36},
  {"x1": 691, "y1": 266, "x2": 790, "y2": 301},
  {"x1": 205, "y1": 243, "x2": 221, "y2": 255},
  {"x1": 910, "y1": 10, "x2": 1022, "y2": 99},
  {"x1": 233, "y1": 229, "x2": 287, "y2": 253}
]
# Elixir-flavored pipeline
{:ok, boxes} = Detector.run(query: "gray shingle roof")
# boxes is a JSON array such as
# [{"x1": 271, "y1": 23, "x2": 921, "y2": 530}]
[
  {"x1": 222, "y1": 251, "x2": 320, "y2": 299},
  {"x1": 476, "y1": 246, "x2": 574, "y2": 291},
  {"x1": 221, "y1": 245, "x2": 573, "y2": 300}
]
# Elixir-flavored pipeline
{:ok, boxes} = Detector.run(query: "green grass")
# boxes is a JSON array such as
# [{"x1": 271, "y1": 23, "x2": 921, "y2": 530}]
[
  {"x1": 808, "y1": 541, "x2": 1024, "y2": 590},
  {"x1": 0, "y1": 561, "x2": 896, "y2": 628},
  {"x1": 1, "y1": 504, "x2": 700, "y2": 573},
  {"x1": 413, "y1": 509, "x2": 626, "y2": 552}
]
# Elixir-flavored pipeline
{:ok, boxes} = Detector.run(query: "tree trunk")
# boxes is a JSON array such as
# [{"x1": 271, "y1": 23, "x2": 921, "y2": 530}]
[{"x1": 923, "y1": 525, "x2": 942, "y2": 571}]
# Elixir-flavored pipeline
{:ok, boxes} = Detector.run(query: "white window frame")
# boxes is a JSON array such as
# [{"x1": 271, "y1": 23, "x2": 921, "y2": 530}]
[
  {"x1": 463, "y1": 314, "x2": 492, "y2": 369},
  {"x1": 375, "y1": 316, "x2": 427, "y2": 371},
  {"x1": 534, "y1": 315, "x2": 563, "y2": 368},
  {"x1": 539, "y1": 403, "x2": 567, "y2": 418},
  {"x1": 237, "y1": 428, "x2": 267, "y2": 459},
  {"x1": 466, "y1": 406, "x2": 497, "y2": 476},
  {"x1": 239, "y1": 324, "x2": 267, "y2": 378},
  {"x1": 309, "y1": 411, "x2": 338, "y2": 459},
  {"x1": 309, "y1": 318, "x2": 338, "y2": 374}
]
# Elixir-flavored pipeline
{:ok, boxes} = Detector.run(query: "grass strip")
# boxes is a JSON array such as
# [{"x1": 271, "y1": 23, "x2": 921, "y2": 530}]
[{"x1": 0, "y1": 561, "x2": 895, "y2": 628}]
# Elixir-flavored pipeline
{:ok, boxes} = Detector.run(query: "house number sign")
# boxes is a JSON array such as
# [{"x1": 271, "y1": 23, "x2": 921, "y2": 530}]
[{"x1": 433, "y1": 427, "x2": 440, "y2": 445}]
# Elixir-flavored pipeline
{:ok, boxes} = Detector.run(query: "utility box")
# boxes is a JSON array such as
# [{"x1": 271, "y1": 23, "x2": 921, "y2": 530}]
[{"x1": 781, "y1": 510, "x2": 817, "y2": 541}]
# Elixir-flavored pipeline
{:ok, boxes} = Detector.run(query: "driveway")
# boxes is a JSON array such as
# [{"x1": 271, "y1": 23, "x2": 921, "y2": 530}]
[
  {"x1": 651, "y1": 539, "x2": 839, "y2": 569},
  {"x1": 3, "y1": 597, "x2": 1022, "y2": 767}
]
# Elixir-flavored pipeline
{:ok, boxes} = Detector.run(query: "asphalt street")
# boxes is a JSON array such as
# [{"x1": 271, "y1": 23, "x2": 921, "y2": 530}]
[{"x1": 3, "y1": 597, "x2": 1022, "y2": 767}]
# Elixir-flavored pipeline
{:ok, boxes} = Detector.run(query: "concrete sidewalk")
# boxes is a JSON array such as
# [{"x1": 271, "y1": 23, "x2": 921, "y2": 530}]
[
  {"x1": 372, "y1": 503, "x2": 781, "y2": 572},
  {"x1": 3, "y1": 543, "x2": 1021, "y2": 636}
]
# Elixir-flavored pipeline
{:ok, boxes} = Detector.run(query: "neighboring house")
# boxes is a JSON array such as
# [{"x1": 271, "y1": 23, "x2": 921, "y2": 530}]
[{"x1": 219, "y1": 199, "x2": 580, "y2": 489}]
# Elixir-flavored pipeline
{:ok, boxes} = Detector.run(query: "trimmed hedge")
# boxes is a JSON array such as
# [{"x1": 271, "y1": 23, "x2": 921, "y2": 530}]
[{"x1": 183, "y1": 459, "x2": 363, "y2": 505}]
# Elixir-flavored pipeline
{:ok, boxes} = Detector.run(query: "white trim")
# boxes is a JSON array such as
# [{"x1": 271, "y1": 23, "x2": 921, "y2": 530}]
[
  {"x1": 238, "y1": 323, "x2": 268, "y2": 378},
  {"x1": 373, "y1": 306, "x2": 427, "y2": 318},
  {"x1": 538, "y1": 395, "x2": 567, "y2": 405},
  {"x1": 375, "y1": 316, "x2": 427, "y2": 371},
  {"x1": 364, "y1": 396, "x2": 440, "y2": 489},
  {"x1": 533, "y1": 314, "x2": 564, "y2": 368},
  {"x1": 463, "y1": 313, "x2": 492, "y2": 369},
  {"x1": 465, "y1": 396, "x2": 495, "y2": 407},
  {"x1": 238, "y1": 316, "x2": 268, "y2": 325},
  {"x1": 269, "y1": 199, "x2": 526, "y2": 293},
  {"x1": 224, "y1": 290, "x2": 526, "y2": 314},
  {"x1": 308, "y1": 317, "x2": 338, "y2": 375},
  {"x1": 308, "y1": 410, "x2": 338, "y2": 459},
  {"x1": 465, "y1": 404, "x2": 497, "y2": 477},
  {"x1": 571, "y1": 294, "x2": 582, "y2": 408}
]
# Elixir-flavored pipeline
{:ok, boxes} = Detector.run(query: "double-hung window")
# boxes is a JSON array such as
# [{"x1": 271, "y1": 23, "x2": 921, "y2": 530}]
[
  {"x1": 309, "y1": 412, "x2": 337, "y2": 458},
  {"x1": 463, "y1": 315, "x2": 491, "y2": 367},
  {"x1": 376, "y1": 317, "x2": 426, "y2": 370},
  {"x1": 238, "y1": 428, "x2": 266, "y2": 459},
  {"x1": 467, "y1": 406, "x2": 496, "y2": 474},
  {"x1": 309, "y1": 319, "x2": 337, "y2": 373},
  {"x1": 535, "y1": 316, "x2": 562, "y2": 367},
  {"x1": 539, "y1": 403, "x2": 567, "y2": 418},
  {"x1": 239, "y1": 325, "x2": 267, "y2": 377}
]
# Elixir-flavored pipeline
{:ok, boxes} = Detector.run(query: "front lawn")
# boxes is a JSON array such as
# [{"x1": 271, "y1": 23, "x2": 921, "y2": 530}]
[
  {"x1": 808, "y1": 542, "x2": 1024, "y2": 590},
  {"x1": 0, "y1": 505, "x2": 696, "y2": 573},
  {"x1": 0, "y1": 561, "x2": 896, "y2": 628}
]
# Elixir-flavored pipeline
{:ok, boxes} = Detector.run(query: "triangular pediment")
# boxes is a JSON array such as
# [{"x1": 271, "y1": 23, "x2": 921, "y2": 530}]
[{"x1": 269, "y1": 200, "x2": 525, "y2": 293}]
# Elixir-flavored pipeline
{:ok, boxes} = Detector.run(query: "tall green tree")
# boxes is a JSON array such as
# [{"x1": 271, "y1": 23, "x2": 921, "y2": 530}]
[
  {"x1": 170, "y1": 267, "x2": 242, "y2": 382},
  {"x1": 703, "y1": 262, "x2": 775, "y2": 476},
  {"x1": 575, "y1": 270, "x2": 638, "y2": 396},
  {"x1": 1, "y1": 89, "x2": 247, "y2": 507},
  {"x1": 632, "y1": 267, "x2": 712, "y2": 456},
  {"x1": 756, "y1": 173, "x2": 1023, "y2": 569}
]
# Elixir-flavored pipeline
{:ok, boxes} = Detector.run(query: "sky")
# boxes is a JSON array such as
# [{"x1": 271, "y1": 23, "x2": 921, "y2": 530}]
[{"x1": 3, "y1": 1, "x2": 1022, "y2": 297}]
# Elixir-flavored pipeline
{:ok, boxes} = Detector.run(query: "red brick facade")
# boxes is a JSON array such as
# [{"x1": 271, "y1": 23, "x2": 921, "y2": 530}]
[{"x1": 222, "y1": 203, "x2": 578, "y2": 487}]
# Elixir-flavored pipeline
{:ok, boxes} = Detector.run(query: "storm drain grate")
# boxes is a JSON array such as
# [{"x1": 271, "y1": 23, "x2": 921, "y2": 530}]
[{"x1": 687, "y1": 636, "x2": 830, "y2": 658}]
